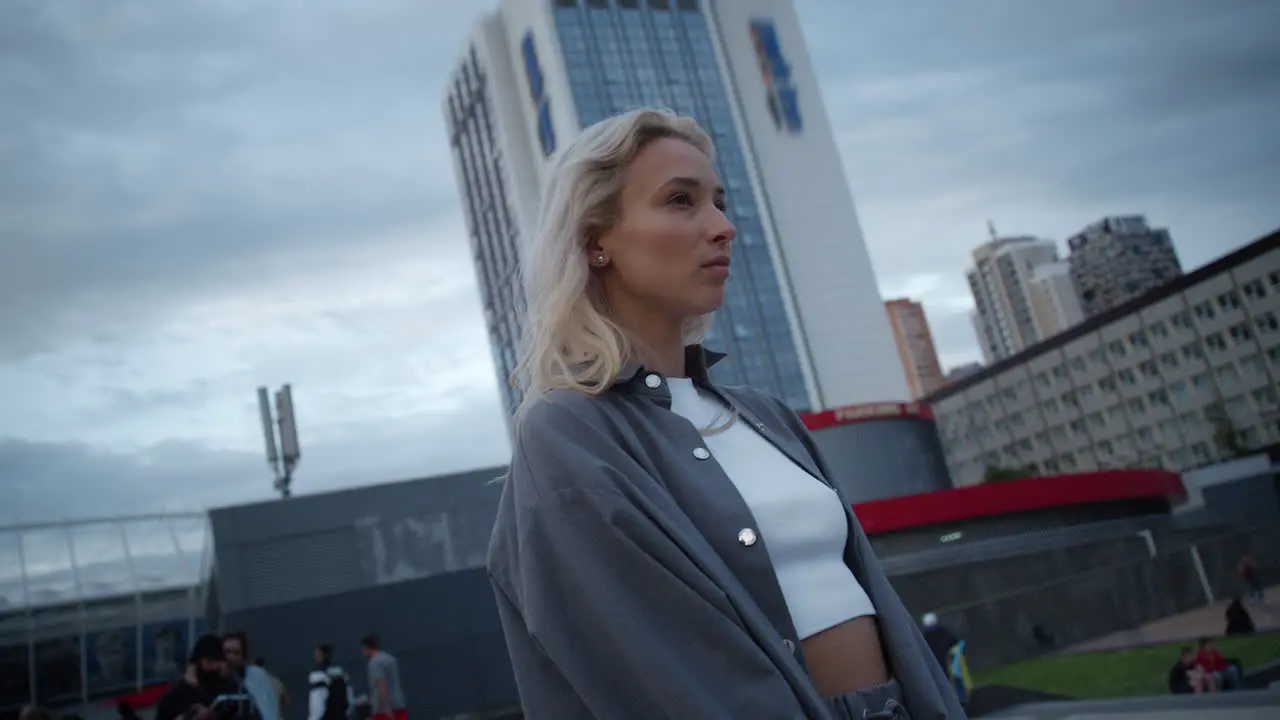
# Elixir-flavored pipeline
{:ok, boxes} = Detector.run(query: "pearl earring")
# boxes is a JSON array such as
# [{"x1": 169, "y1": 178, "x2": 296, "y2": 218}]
[{"x1": 596, "y1": 254, "x2": 607, "y2": 265}]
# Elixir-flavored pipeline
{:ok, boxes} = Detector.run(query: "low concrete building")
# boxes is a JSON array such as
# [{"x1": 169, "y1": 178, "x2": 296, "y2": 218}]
[{"x1": 929, "y1": 231, "x2": 1280, "y2": 487}]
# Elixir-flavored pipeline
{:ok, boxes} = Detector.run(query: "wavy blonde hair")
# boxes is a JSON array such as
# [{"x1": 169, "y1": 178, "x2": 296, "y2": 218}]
[{"x1": 513, "y1": 108, "x2": 716, "y2": 426}]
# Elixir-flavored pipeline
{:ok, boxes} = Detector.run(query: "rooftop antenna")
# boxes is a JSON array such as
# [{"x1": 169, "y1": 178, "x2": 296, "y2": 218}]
[
  {"x1": 987, "y1": 219, "x2": 998, "y2": 242},
  {"x1": 257, "y1": 384, "x2": 301, "y2": 499}
]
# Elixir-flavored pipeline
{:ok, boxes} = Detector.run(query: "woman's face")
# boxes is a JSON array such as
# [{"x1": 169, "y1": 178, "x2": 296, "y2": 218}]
[{"x1": 592, "y1": 137, "x2": 735, "y2": 324}]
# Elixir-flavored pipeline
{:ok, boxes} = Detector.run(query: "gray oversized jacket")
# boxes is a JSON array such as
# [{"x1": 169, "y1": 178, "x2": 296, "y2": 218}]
[{"x1": 487, "y1": 346, "x2": 966, "y2": 719}]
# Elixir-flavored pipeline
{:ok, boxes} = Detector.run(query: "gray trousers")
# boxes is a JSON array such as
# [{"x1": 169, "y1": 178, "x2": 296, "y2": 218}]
[{"x1": 825, "y1": 678, "x2": 911, "y2": 719}]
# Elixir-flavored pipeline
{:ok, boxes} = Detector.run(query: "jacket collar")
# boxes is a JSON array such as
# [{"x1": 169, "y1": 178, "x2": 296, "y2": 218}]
[{"x1": 613, "y1": 344, "x2": 726, "y2": 390}]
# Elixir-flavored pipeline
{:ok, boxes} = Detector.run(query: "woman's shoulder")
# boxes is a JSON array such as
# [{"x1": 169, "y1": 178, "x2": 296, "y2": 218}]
[
  {"x1": 510, "y1": 389, "x2": 631, "y2": 495},
  {"x1": 516, "y1": 387, "x2": 615, "y2": 442}
]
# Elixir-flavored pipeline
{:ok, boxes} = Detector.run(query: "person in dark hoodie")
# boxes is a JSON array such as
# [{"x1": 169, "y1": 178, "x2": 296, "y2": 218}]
[
  {"x1": 1225, "y1": 596, "x2": 1256, "y2": 635},
  {"x1": 920, "y1": 612, "x2": 960, "y2": 672},
  {"x1": 155, "y1": 634, "x2": 239, "y2": 720}
]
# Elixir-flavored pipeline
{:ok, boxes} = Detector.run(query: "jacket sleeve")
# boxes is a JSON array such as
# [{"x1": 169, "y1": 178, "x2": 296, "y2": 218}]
[
  {"x1": 306, "y1": 670, "x2": 327, "y2": 720},
  {"x1": 493, "y1": 434, "x2": 808, "y2": 719}
]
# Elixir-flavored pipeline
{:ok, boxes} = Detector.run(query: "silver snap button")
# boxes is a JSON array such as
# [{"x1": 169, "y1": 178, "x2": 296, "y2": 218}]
[
  {"x1": 692, "y1": 447, "x2": 711, "y2": 460},
  {"x1": 738, "y1": 528, "x2": 757, "y2": 546},
  {"x1": 782, "y1": 638, "x2": 795, "y2": 653},
  {"x1": 644, "y1": 374, "x2": 662, "y2": 389}
]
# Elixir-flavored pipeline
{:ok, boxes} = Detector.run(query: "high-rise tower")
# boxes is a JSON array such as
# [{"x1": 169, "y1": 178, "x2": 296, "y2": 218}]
[{"x1": 445, "y1": 0, "x2": 907, "y2": 420}]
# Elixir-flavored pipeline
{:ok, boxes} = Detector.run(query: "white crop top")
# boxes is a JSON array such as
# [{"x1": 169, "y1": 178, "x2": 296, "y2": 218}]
[{"x1": 666, "y1": 378, "x2": 876, "y2": 640}]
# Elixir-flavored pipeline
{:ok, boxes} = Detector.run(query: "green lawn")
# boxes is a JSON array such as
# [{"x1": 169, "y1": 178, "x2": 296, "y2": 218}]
[{"x1": 972, "y1": 633, "x2": 1280, "y2": 700}]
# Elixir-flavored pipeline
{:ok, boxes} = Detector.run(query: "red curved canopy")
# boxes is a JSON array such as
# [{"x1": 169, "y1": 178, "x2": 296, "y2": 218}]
[{"x1": 852, "y1": 469, "x2": 1185, "y2": 534}]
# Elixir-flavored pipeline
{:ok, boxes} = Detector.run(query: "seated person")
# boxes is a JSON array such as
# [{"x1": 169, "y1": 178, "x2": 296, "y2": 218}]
[
  {"x1": 1197, "y1": 637, "x2": 1242, "y2": 690},
  {"x1": 1169, "y1": 646, "x2": 1215, "y2": 694}
]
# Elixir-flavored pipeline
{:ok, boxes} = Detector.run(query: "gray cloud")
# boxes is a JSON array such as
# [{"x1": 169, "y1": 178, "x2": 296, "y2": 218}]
[
  {"x1": 0, "y1": 395, "x2": 509, "y2": 527},
  {"x1": 0, "y1": 0, "x2": 470, "y2": 358},
  {"x1": 1, "y1": 0, "x2": 1279, "y2": 528},
  {"x1": 810, "y1": 0, "x2": 1280, "y2": 369}
]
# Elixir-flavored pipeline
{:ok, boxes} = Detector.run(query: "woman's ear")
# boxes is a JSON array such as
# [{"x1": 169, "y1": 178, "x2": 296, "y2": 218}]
[{"x1": 585, "y1": 234, "x2": 608, "y2": 268}]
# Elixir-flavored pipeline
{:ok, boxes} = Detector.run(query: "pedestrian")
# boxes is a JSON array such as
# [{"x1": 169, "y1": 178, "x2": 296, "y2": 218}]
[
  {"x1": 309, "y1": 644, "x2": 354, "y2": 720},
  {"x1": 222, "y1": 632, "x2": 276, "y2": 720},
  {"x1": 255, "y1": 657, "x2": 290, "y2": 719},
  {"x1": 154, "y1": 633, "x2": 239, "y2": 720},
  {"x1": 360, "y1": 635, "x2": 407, "y2": 720},
  {"x1": 1238, "y1": 554, "x2": 1264, "y2": 602}
]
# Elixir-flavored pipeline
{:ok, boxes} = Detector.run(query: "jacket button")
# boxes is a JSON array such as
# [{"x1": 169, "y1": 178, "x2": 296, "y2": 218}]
[
  {"x1": 644, "y1": 374, "x2": 662, "y2": 389},
  {"x1": 692, "y1": 447, "x2": 711, "y2": 460},
  {"x1": 783, "y1": 639, "x2": 796, "y2": 653},
  {"x1": 738, "y1": 528, "x2": 757, "y2": 546}
]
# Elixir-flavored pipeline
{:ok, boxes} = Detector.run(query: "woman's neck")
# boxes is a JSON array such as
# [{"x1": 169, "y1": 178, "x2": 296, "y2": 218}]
[{"x1": 611, "y1": 305, "x2": 686, "y2": 377}]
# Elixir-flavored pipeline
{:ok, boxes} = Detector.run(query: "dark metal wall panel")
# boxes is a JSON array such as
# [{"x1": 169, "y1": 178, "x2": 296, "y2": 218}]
[
  {"x1": 208, "y1": 467, "x2": 506, "y2": 614},
  {"x1": 240, "y1": 529, "x2": 363, "y2": 608},
  {"x1": 220, "y1": 568, "x2": 519, "y2": 720},
  {"x1": 810, "y1": 417, "x2": 953, "y2": 503}
]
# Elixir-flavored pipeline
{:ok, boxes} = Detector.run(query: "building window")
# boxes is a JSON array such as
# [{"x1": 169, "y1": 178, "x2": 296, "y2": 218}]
[
  {"x1": 1241, "y1": 278, "x2": 1268, "y2": 300},
  {"x1": 1228, "y1": 323, "x2": 1254, "y2": 343},
  {"x1": 1204, "y1": 333, "x2": 1228, "y2": 352},
  {"x1": 1241, "y1": 353, "x2": 1266, "y2": 376},
  {"x1": 1252, "y1": 385, "x2": 1278, "y2": 408},
  {"x1": 1216, "y1": 363, "x2": 1240, "y2": 389}
]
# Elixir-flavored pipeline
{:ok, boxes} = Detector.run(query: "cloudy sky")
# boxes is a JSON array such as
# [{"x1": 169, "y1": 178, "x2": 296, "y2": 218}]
[{"x1": 2, "y1": 0, "x2": 1278, "y2": 533}]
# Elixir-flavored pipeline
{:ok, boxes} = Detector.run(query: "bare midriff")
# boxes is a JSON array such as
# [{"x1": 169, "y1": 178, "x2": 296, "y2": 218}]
[{"x1": 800, "y1": 615, "x2": 891, "y2": 698}]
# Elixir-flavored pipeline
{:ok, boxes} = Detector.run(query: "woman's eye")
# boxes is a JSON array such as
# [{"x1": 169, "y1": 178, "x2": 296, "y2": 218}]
[
  {"x1": 667, "y1": 192, "x2": 694, "y2": 207},
  {"x1": 714, "y1": 200, "x2": 727, "y2": 212}
]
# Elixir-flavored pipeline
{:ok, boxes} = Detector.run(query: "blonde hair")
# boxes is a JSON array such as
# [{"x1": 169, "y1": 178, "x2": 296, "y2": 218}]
[{"x1": 513, "y1": 108, "x2": 716, "y2": 426}]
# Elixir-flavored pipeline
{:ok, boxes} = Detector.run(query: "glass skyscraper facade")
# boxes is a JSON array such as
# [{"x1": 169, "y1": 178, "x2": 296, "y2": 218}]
[
  {"x1": 446, "y1": 45, "x2": 527, "y2": 416},
  {"x1": 551, "y1": 0, "x2": 809, "y2": 409}
]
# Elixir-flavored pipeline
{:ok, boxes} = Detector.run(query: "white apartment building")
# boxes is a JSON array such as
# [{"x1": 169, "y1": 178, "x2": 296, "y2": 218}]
[
  {"x1": 1029, "y1": 260, "x2": 1085, "y2": 339},
  {"x1": 444, "y1": 0, "x2": 907, "y2": 419},
  {"x1": 932, "y1": 234, "x2": 1280, "y2": 487},
  {"x1": 966, "y1": 235, "x2": 1064, "y2": 363}
]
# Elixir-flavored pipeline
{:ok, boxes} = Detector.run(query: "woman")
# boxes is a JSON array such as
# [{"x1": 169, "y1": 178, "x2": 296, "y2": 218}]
[{"x1": 487, "y1": 108, "x2": 962, "y2": 719}]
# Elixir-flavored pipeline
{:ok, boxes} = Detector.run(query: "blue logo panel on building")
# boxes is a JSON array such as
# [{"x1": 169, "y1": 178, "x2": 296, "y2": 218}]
[
  {"x1": 521, "y1": 31, "x2": 556, "y2": 156},
  {"x1": 749, "y1": 19, "x2": 802, "y2": 134}
]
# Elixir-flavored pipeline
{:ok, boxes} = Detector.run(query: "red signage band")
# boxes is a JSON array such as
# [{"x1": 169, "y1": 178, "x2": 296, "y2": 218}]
[
  {"x1": 851, "y1": 469, "x2": 1185, "y2": 534},
  {"x1": 799, "y1": 401, "x2": 935, "y2": 431}
]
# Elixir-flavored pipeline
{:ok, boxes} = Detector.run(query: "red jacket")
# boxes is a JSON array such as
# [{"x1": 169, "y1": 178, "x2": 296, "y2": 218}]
[{"x1": 1197, "y1": 648, "x2": 1228, "y2": 673}]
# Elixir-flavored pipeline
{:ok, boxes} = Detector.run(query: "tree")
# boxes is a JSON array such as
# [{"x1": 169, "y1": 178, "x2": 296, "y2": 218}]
[
  {"x1": 983, "y1": 464, "x2": 1037, "y2": 483},
  {"x1": 1205, "y1": 401, "x2": 1245, "y2": 459}
]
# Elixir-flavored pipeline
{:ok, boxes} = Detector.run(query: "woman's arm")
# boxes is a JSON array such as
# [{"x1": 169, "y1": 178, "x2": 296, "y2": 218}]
[{"x1": 494, "y1": 485, "x2": 807, "y2": 719}]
